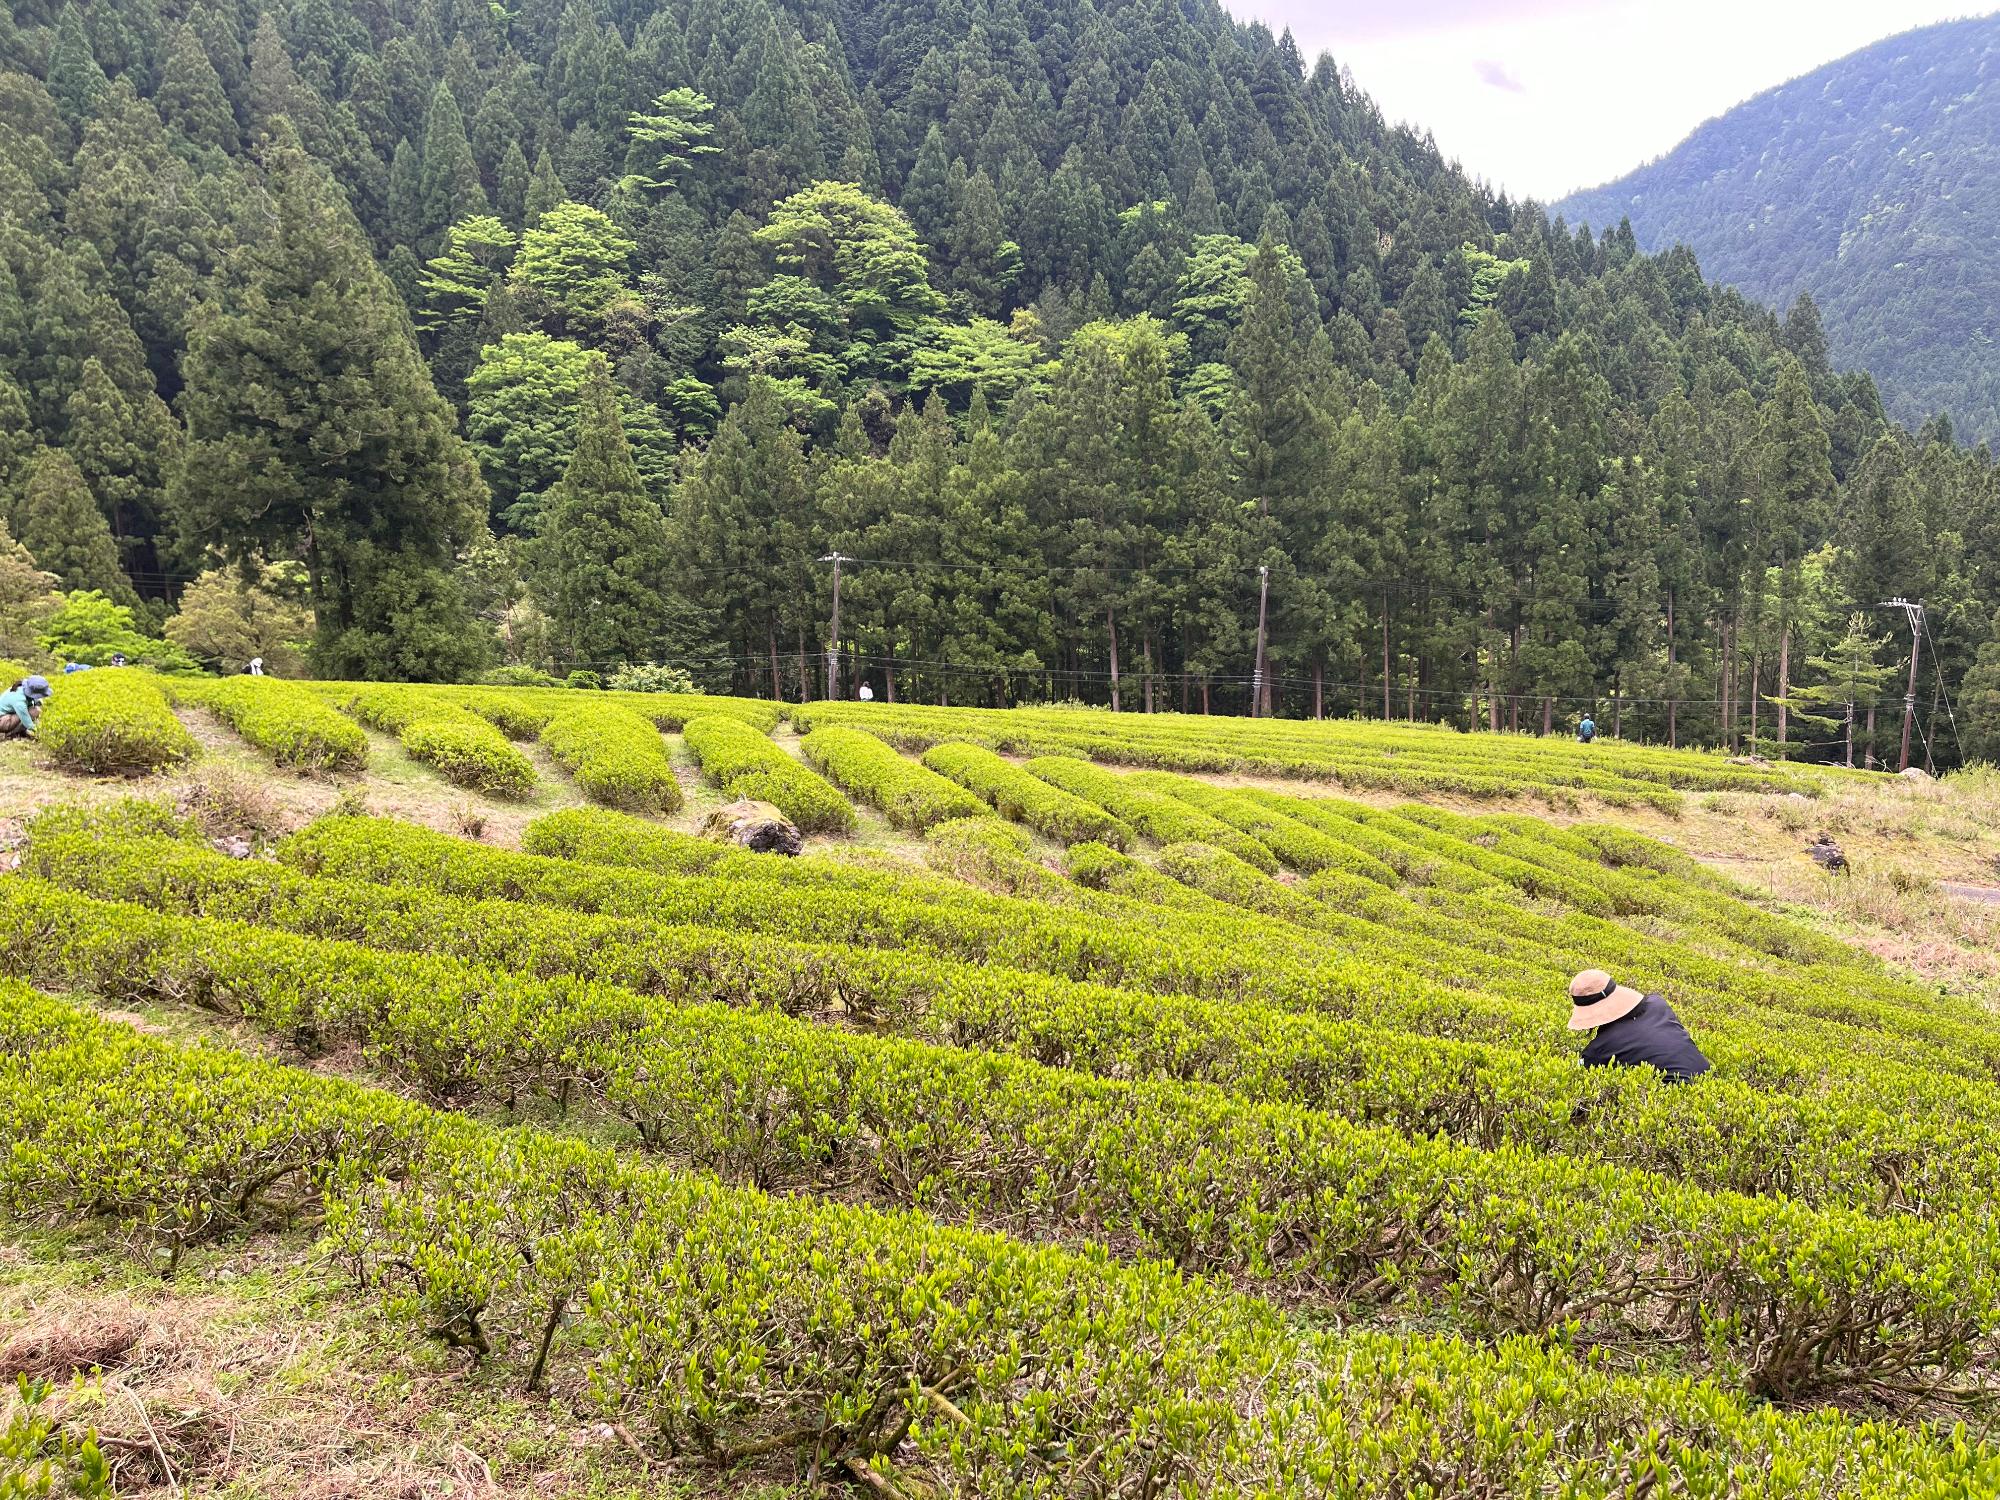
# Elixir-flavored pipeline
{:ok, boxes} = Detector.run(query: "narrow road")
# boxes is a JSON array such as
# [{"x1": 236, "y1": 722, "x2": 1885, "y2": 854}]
[{"x1": 1941, "y1": 882, "x2": 2000, "y2": 905}]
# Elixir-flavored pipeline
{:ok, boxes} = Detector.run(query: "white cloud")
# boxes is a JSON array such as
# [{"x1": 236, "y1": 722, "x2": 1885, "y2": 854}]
[{"x1": 1252, "y1": 1, "x2": 1994, "y2": 201}]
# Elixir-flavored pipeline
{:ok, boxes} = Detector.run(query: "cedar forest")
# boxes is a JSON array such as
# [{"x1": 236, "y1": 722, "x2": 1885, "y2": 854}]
[{"x1": 5, "y1": 0, "x2": 2000, "y2": 763}]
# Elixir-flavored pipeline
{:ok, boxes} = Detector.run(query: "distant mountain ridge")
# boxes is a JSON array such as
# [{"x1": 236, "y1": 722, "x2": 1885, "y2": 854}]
[{"x1": 1556, "y1": 12, "x2": 2000, "y2": 444}]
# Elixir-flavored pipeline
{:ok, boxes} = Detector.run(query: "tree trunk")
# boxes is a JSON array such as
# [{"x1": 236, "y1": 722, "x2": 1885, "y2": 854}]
[
  {"x1": 1381, "y1": 595, "x2": 1392, "y2": 721},
  {"x1": 796, "y1": 625, "x2": 811, "y2": 702},
  {"x1": 1612, "y1": 680, "x2": 1622, "y2": 740},
  {"x1": 1180, "y1": 668, "x2": 1188, "y2": 713},
  {"x1": 1142, "y1": 637, "x2": 1155, "y2": 714},
  {"x1": 1508, "y1": 623, "x2": 1521, "y2": 732},
  {"x1": 1721, "y1": 619, "x2": 1735, "y2": 744},
  {"x1": 1482, "y1": 608, "x2": 1498, "y2": 731},
  {"x1": 1775, "y1": 622, "x2": 1791, "y2": 759},
  {"x1": 1201, "y1": 677, "x2": 1211, "y2": 715},
  {"x1": 885, "y1": 642, "x2": 897, "y2": 703},
  {"x1": 768, "y1": 622, "x2": 782, "y2": 702},
  {"x1": 1106, "y1": 606, "x2": 1121, "y2": 713},
  {"x1": 1540, "y1": 696, "x2": 1552, "y2": 736},
  {"x1": 1312, "y1": 659, "x2": 1323, "y2": 720},
  {"x1": 1666, "y1": 591, "x2": 1678, "y2": 748},
  {"x1": 1749, "y1": 652, "x2": 1762, "y2": 749},
  {"x1": 1865, "y1": 704, "x2": 1877, "y2": 767}
]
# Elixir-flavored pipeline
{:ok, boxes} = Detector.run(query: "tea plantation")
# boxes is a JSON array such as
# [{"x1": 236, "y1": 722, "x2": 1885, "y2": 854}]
[{"x1": 6, "y1": 672, "x2": 1999, "y2": 1497}]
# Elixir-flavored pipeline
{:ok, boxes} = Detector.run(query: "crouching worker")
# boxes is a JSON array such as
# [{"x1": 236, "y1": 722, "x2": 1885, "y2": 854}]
[
  {"x1": 1567, "y1": 968, "x2": 1709, "y2": 1082},
  {"x1": 0, "y1": 675, "x2": 51, "y2": 739}
]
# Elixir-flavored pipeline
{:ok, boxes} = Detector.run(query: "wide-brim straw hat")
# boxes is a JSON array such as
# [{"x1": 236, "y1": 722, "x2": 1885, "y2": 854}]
[{"x1": 1568, "y1": 968, "x2": 1644, "y2": 1031}]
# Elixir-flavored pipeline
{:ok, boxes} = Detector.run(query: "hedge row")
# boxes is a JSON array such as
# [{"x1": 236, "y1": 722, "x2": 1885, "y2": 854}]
[
  {"x1": 792, "y1": 702, "x2": 1821, "y2": 802},
  {"x1": 520, "y1": 806, "x2": 968, "y2": 899},
  {"x1": 9, "y1": 880, "x2": 1997, "y2": 1401},
  {"x1": 340, "y1": 684, "x2": 536, "y2": 797},
  {"x1": 1022, "y1": 755, "x2": 1280, "y2": 870},
  {"x1": 539, "y1": 701, "x2": 681, "y2": 812},
  {"x1": 268, "y1": 812, "x2": 2000, "y2": 1094},
  {"x1": 444, "y1": 687, "x2": 558, "y2": 740},
  {"x1": 799, "y1": 725, "x2": 988, "y2": 830},
  {"x1": 920, "y1": 741, "x2": 1133, "y2": 847},
  {"x1": 1136, "y1": 773, "x2": 1419, "y2": 889},
  {"x1": 274, "y1": 815, "x2": 1494, "y2": 1025},
  {"x1": 429, "y1": 682, "x2": 784, "y2": 734},
  {"x1": 5, "y1": 995, "x2": 1974, "y2": 1494},
  {"x1": 1158, "y1": 840, "x2": 1330, "y2": 925},
  {"x1": 32, "y1": 826, "x2": 2000, "y2": 1222},
  {"x1": 1062, "y1": 838, "x2": 1232, "y2": 912},
  {"x1": 38, "y1": 668, "x2": 196, "y2": 775},
  {"x1": 681, "y1": 714, "x2": 854, "y2": 832},
  {"x1": 171, "y1": 676, "x2": 366, "y2": 773}
]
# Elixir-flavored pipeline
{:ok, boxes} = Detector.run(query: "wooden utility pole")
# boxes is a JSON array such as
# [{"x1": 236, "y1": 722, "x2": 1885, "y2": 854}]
[
  {"x1": 1250, "y1": 565, "x2": 1270, "y2": 718},
  {"x1": 1380, "y1": 586, "x2": 1391, "y2": 722},
  {"x1": 820, "y1": 553, "x2": 849, "y2": 700},
  {"x1": 1881, "y1": 597, "x2": 1923, "y2": 772}
]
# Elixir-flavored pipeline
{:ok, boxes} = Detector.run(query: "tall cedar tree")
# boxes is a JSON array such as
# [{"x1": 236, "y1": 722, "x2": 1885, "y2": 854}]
[
  {"x1": 12, "y1": 449, "x2": 134, "y2": 603},
  {"x1": 675, "y1": 375, "x2": 814, "y2": 693},
  {"x1": 170, "y1": 134, "x2": 487, "y2": 679},
  {"x1": 530, "y1": 367, "x2": 675, "y2": 670}
]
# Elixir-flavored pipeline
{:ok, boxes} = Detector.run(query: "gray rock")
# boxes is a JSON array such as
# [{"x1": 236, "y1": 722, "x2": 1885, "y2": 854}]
[{"x1": 701, "y1": 799, "x2": 802, "y2": 856}]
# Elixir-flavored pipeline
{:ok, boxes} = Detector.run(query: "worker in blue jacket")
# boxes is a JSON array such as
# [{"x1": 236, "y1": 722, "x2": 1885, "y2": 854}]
[
  {"x1": 0, "y1": 675, "x2": 51, "y2": 739},
  {"x1": 1567, "y1": 968, "x2": 1710, "y2": 1082}
]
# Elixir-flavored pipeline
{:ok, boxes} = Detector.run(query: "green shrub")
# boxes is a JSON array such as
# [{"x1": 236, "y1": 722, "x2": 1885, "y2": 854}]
[
  {"x1": 1, "y1": 1374, "x2": 112, "y2": 1498},
  {"x1": 1158, "y1": 840, "x2": 1326, "y2": 924},
  {"x1": 682, "y1": 714, "x2": 854, "y2": 832},
  {"x1": 523, "y1": 806, "x2": 722, "y2": 871},
  {"x1": 26, "y1": 796, "x2": 197, "y2": 843},
  {"x1": 446, "y1": 688, "x2": 558, "y2": 740},
  {"x1": 1025, "y1": 755, "x2": 1279, "y2": 870},
  {"x1": 173, "y1": 676, "x2": 367, "y2": 773},
  {"x1": 566, "y1": 670, "x2": 602, "y2": 690},
  {"x1": 921, "y1": 740, "x2": 1133, "y2": 847},
  {"x1": 38, "y1": 592, "x2": 199, "y2": 673},
  {"x1": 476, "y1": 666, "x2": 561, "y2": 687},
  {"x1": 800, "y1": 725, "x2": 987, "y2": 831},
  {"x1": 606, "y1": 661, "x2": 697, "y2": 694},
  {"x1": 43, "y1": 827, "x2": 2000, "y2": 1222},
  {"x1": 343, "y1": 685, "x2": 534, "y2": 797},
  {"x1": 9, "y1": 993, "x2": 1979, "y2": 1493},
  {"x1": 38, "y1": 668, "x2": 196, "y2": 775},
  {"x1": 11, "y1": 885, "x2": 2000, "y2": 1403},
  {"x1": 540, "y1": 702, "x2": 681, "y2": 812}
]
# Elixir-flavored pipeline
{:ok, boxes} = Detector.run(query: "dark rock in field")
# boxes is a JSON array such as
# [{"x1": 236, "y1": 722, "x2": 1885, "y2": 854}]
[
  {"x1": 1807, "y1": 835, "x2": 1848, "y2": 873},
  {"x1": 1899, "y1": 766, "x2": 1936, "y2": 783},
  {"x1": 702, "y1": 799, "x2": 802, "y2": 856}
]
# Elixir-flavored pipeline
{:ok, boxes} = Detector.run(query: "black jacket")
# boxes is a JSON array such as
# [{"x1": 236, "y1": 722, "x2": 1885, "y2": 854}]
[{"x1": 1579, "y1": 993, "x2": 1710, "y2": 1082}]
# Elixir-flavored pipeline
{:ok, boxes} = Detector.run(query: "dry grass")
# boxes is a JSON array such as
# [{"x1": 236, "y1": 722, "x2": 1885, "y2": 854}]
[{"x1": 0, "y1": 1232, "x2": 800, "y2": 1499}]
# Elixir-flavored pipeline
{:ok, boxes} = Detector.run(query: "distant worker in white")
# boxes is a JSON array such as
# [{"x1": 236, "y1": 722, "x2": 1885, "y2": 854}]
[
  {"x1": 247, "y1": 656, "x2": 265, "y2": 676},
  {"x1": 857, "y1": 681, "x2": 874, "y2": 701}
]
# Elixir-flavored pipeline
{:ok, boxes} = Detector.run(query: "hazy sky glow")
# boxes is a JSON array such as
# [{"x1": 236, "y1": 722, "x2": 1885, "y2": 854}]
[{"x1": 1242, "y1": 1, "x2": 1993, "y2": 201}]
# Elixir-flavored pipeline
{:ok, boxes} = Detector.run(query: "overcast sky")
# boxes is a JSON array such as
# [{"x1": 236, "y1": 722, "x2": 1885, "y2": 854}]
[{"x1": 1241, "y1": 1, "x2": 1993, "y2": 201}]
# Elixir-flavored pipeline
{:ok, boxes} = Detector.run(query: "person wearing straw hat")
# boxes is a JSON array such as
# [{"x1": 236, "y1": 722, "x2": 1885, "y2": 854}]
[{"x1": 1568, "y1": 968, "x2": 1710, "y2": 1082}]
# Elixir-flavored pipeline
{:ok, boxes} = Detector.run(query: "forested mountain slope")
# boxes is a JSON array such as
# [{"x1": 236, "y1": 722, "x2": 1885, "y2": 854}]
[
  {"x1": 4, "y1": 0, "x2": 2000, "y2": 762},
  {"x1": 1557, "y1": 13, "x2": 2000, "y2": 446}
]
